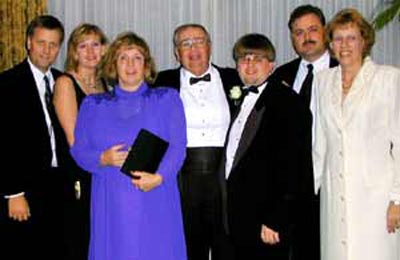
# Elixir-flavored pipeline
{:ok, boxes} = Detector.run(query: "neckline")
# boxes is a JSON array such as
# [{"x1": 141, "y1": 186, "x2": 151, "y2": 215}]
[{"x1": 114, "y1": 82, "x2": 148, "y2": 97}]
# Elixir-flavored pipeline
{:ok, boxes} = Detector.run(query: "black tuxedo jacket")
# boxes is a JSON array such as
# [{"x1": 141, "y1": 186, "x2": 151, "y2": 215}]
[
  {"x1": 272, "y1": 56, "x2": 338, "y2": 89},
  {"x1": 153, "y1": 64, "x2": 242, "y2": 113},
  {"x1": 0, "y1": 59, "x2": 69, "y2": 199},
  {"x1": 223, "y1": 78, "x2": 312, "y2": 247}
]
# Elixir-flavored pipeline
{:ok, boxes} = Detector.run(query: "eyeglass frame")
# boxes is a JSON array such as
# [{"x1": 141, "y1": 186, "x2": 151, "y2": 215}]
[
  {"x1": 176, "y1": 37, "x2": 209, "y2": 50},
  {"x1": 237, "y1": 54, "x2": 270, "y2": 64}
]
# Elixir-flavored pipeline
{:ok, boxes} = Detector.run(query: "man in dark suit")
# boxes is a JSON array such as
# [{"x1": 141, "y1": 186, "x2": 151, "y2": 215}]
[
  {"x1": 271, "y1": 5, "x2": 338, "y2": 260},
  {"x1": 223, "y1": 33, "x2": 312, "y2": 260},
  {"x1": 0, "y1": 15, "x2": 69, "y2": 260},
  {"x1": 154, "y1": 23, "x2": 242, "y2": 260}
]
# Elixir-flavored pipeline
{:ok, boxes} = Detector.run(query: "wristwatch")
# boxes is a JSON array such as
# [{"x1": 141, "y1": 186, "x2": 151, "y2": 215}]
[{"x1": 392, "y1": 200, "x2": 400, "y2": 206}]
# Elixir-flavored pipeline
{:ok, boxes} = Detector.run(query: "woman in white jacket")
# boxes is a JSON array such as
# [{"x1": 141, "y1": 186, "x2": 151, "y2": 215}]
[{"x1": 312, "y1": 8, "x2": 400, "y2": 260}]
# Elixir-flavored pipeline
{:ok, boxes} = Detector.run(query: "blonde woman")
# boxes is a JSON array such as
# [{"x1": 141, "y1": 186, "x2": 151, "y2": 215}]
[{"x1": 53, "y1": 23, "x2": 108, "y2": 260}]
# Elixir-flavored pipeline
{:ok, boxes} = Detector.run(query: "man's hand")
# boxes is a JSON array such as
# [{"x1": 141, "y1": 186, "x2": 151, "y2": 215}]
[
  {"x1": 8, "y1": 195, "x2": 30, "y2": 222},
  {"x1": 260, "y1": 224, "x2": 280, "y2": 245}
]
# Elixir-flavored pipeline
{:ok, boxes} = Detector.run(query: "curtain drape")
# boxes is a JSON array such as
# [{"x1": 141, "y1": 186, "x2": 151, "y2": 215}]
[
  {"x1": 48, "y1": 0, "x2": 399, "y2": 71},
  {"x1": 0, "y1": 0, "x2": 47, "y2": 72}
]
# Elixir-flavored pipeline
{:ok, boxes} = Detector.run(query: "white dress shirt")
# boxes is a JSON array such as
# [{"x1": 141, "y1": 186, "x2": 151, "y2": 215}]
[
  {"x1": 179, "y1": 65, "x2": 230, "y2": 147},
  {"x1": 225, "y1": 83, "x2": 267, "y2": 178},
  {"x1": 28, "y1": 58, "x2": 58, "y2": 167},
  {"x1": 292, "y1": 51, "x2": 331, "y2": 95}
]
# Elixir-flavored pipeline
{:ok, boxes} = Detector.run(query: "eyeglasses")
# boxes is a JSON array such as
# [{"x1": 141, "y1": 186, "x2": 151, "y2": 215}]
[
  {"x1": 237, "y1": 54, "x2": 269, "y2": 64},
  {"x1": 177, "y1": 37, "x2": 208, "y2": 49}
]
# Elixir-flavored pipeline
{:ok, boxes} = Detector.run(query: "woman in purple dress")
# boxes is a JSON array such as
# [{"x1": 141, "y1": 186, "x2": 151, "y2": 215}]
[{"x1": 71, "y1": 31, "x2": 187, "y2": 260}]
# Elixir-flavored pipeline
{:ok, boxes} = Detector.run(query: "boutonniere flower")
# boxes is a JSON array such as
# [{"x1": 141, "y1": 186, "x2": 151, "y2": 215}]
[{"x1": 229, "y1": 85, "x2": 243, "y2": 105}]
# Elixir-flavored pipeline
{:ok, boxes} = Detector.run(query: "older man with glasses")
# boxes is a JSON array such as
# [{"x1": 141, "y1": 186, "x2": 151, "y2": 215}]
[{"x1": 154, "y1": 23, "x2": 242, "y2": 260}]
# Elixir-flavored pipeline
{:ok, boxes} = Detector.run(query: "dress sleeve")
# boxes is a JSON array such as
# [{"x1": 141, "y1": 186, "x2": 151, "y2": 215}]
[
  {"x1": 156, "y1": 89, "x2": 187, "y2": 184},
  {"x1": 312, "y1": 74, "x2": 328, "y2": 194},
  {"x1": 389, "y1": 68, "x2": 400, "y2": 201},
  {"x1": 70, "y1": 97, "x2": 104, "y2": 174}
]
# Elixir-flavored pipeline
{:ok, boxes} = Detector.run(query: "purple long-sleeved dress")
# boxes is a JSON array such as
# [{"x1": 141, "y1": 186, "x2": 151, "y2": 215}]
[{"x1": 71, "y1": 83, "x2": 187, "y2": 260}]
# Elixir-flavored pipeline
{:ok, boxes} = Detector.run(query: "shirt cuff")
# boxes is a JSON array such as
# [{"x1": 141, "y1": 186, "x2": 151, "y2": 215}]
[
  {"x1": 4, "y1": 192, "x2": 25, "y2": 199},
  {"x1": 389, "y1": 192, "x2": 400, "y2": 202}
]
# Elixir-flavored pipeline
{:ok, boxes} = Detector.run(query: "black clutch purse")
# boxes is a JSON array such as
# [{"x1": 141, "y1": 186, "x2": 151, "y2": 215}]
[{"x1": 120, "y1": 129, "x2": 169, "y2": 179}]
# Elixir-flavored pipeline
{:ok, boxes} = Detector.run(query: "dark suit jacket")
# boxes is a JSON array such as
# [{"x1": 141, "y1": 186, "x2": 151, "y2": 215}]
[
  {"x1": 153, "y1": 64, "x2": 242, "y2": 113},
  {"x1": 0, "y1": 59, "x2": 69, "y2": 201},
  {"x1": 272, "y1": 57, "x2": 338, "y2": 90},
  {"x1": 224, "y1": 78, "x2": 312, "y2": 248},
  {"x1": 270, "y1": 56, "x2": 338, "y2": 197}
]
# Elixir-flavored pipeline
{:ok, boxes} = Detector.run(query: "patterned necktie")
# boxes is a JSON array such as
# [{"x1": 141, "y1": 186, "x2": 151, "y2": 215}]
[
  {"x1": 43, "y1": 75, "x2": 55, "y2": 120},
  {"x1": 189, "y1": 73, "x2": 211, "y2": 85},
  {"x1": 43, "y1": 75, "x2": 55, "y2": 163},
  {"x1": 299, "y1": 64, "x2": 314, "y2": 106},
  {"x1": 44, "y1": 76, "x2": 52, "y2": 107}
]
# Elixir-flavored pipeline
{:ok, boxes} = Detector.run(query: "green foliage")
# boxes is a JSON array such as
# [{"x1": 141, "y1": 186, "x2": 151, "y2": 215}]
[{"x1": 373, "y1": 0, "x2": 400, "y2": 30}]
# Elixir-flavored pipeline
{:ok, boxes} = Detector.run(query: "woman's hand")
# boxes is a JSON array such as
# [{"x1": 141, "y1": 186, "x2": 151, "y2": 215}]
[
  {"x1": 131, "y1": 172, "x2": 163, "y2": 192},
  {"x1": 387, "y1": 201, "x2": 400, "y2": 233},
  {"x1": 100, "y1": 144, "x2": 128, "y2": 167}
]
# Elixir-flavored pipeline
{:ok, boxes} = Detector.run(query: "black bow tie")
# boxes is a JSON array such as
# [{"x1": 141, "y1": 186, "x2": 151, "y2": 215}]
[
  {"x1": 189, "y1": 73, "x2": 211, "y2": 85},
  {"x1": 243, "y1": 85, "x2": 259, "y2": 95}
]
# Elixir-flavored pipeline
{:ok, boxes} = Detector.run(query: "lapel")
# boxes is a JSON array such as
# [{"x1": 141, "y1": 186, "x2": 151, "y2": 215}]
[
  {"x1": 230, "y1": 85, "x2": 268, "y2": 172},
  {"x1": 326, "y1": 61, "x2": 369, "y2": 131},
  {"x1": 341, "y1": 58, "x2": 374, "y2": 128},
  {"x1": 23, "y1": 60, "x2": 66, "y2": 155},
  {"x1": 153, "y1": 67, "x2": 181, "y2": 91},
  {"x1": 171, "y1": 68, "x2": 182, "y2": 91},
  {"x1": 20, "y1": 60, "x2": 49, "y2": 124},
  {"x1": 274, "y1": 56, "x2": 337, "y2": 89},
  {"x1": 273, "y1": 58, "x2": 301, "y2": 88},
  {"x1": 329, "y1": 57, "x2": 339, "y2": 68},
  {"x1": 18, "y1": 60, "x2": 55, "y2": 162}
]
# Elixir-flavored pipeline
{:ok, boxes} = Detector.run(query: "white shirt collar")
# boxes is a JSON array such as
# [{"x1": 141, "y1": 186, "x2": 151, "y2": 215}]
[
  {"x1": 27, "y1": 58, "x2": 53, "y2": 87},
  {"x1": 181, "y1": 63, "x2": 213, "y2": 86},
  {"x1": 300, "y1": 51, "x2": 330, "y2": 73}
]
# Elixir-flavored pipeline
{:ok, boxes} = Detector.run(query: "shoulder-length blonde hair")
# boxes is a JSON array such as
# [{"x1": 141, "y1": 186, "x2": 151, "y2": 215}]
[
  {"x1": 101, "y1": 31, "x2": 157, "y2": 85},
  {"x1": 64, "y1": 23, "x2": 108, "y2": 72}
]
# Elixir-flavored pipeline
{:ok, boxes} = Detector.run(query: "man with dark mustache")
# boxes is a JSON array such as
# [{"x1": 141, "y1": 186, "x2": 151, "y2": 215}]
[{"x1": 271, "y1": 4, "x2": 338, "y2": 260}]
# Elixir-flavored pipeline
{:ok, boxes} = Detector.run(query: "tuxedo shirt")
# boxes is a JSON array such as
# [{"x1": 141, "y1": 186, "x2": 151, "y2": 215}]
[
  {"x1": 225, "y1": 84, "x2": 266, "y2": 178},
  {"x1": 179, "y1": 66, "x2": 230, "y2": 147}
]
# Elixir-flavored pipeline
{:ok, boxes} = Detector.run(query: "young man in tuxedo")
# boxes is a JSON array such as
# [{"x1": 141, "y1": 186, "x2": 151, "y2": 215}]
[
  {"x1": 223, "y1": 33, "x2": 312, "y2": 260},
  {"x1": 154, "y1": 23, "x2": 242, "y2": 260},
  {"x1": 0, "y1": 15, "x2": 69, "y2": 260},
  {"x1": 271, "y1": 5, "x2": 338, "y2": 260}
]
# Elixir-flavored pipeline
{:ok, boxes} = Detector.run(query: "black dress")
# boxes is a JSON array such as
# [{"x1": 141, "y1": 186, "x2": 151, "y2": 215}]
[{"x1": 63, "y1": 73, "x2": 107, "y2": 260}]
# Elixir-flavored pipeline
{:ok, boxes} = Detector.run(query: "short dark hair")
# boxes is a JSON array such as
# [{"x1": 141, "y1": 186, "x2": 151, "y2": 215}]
[
  {"x1": 288, "y1": 5, "x2": 326, "y2": 31},
  {"x1": 25, "y1": 15, "x2": 65, "y2": 50},
  {"x1": 232, "y1": 33, "x2": 275, "y2": 62}
]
